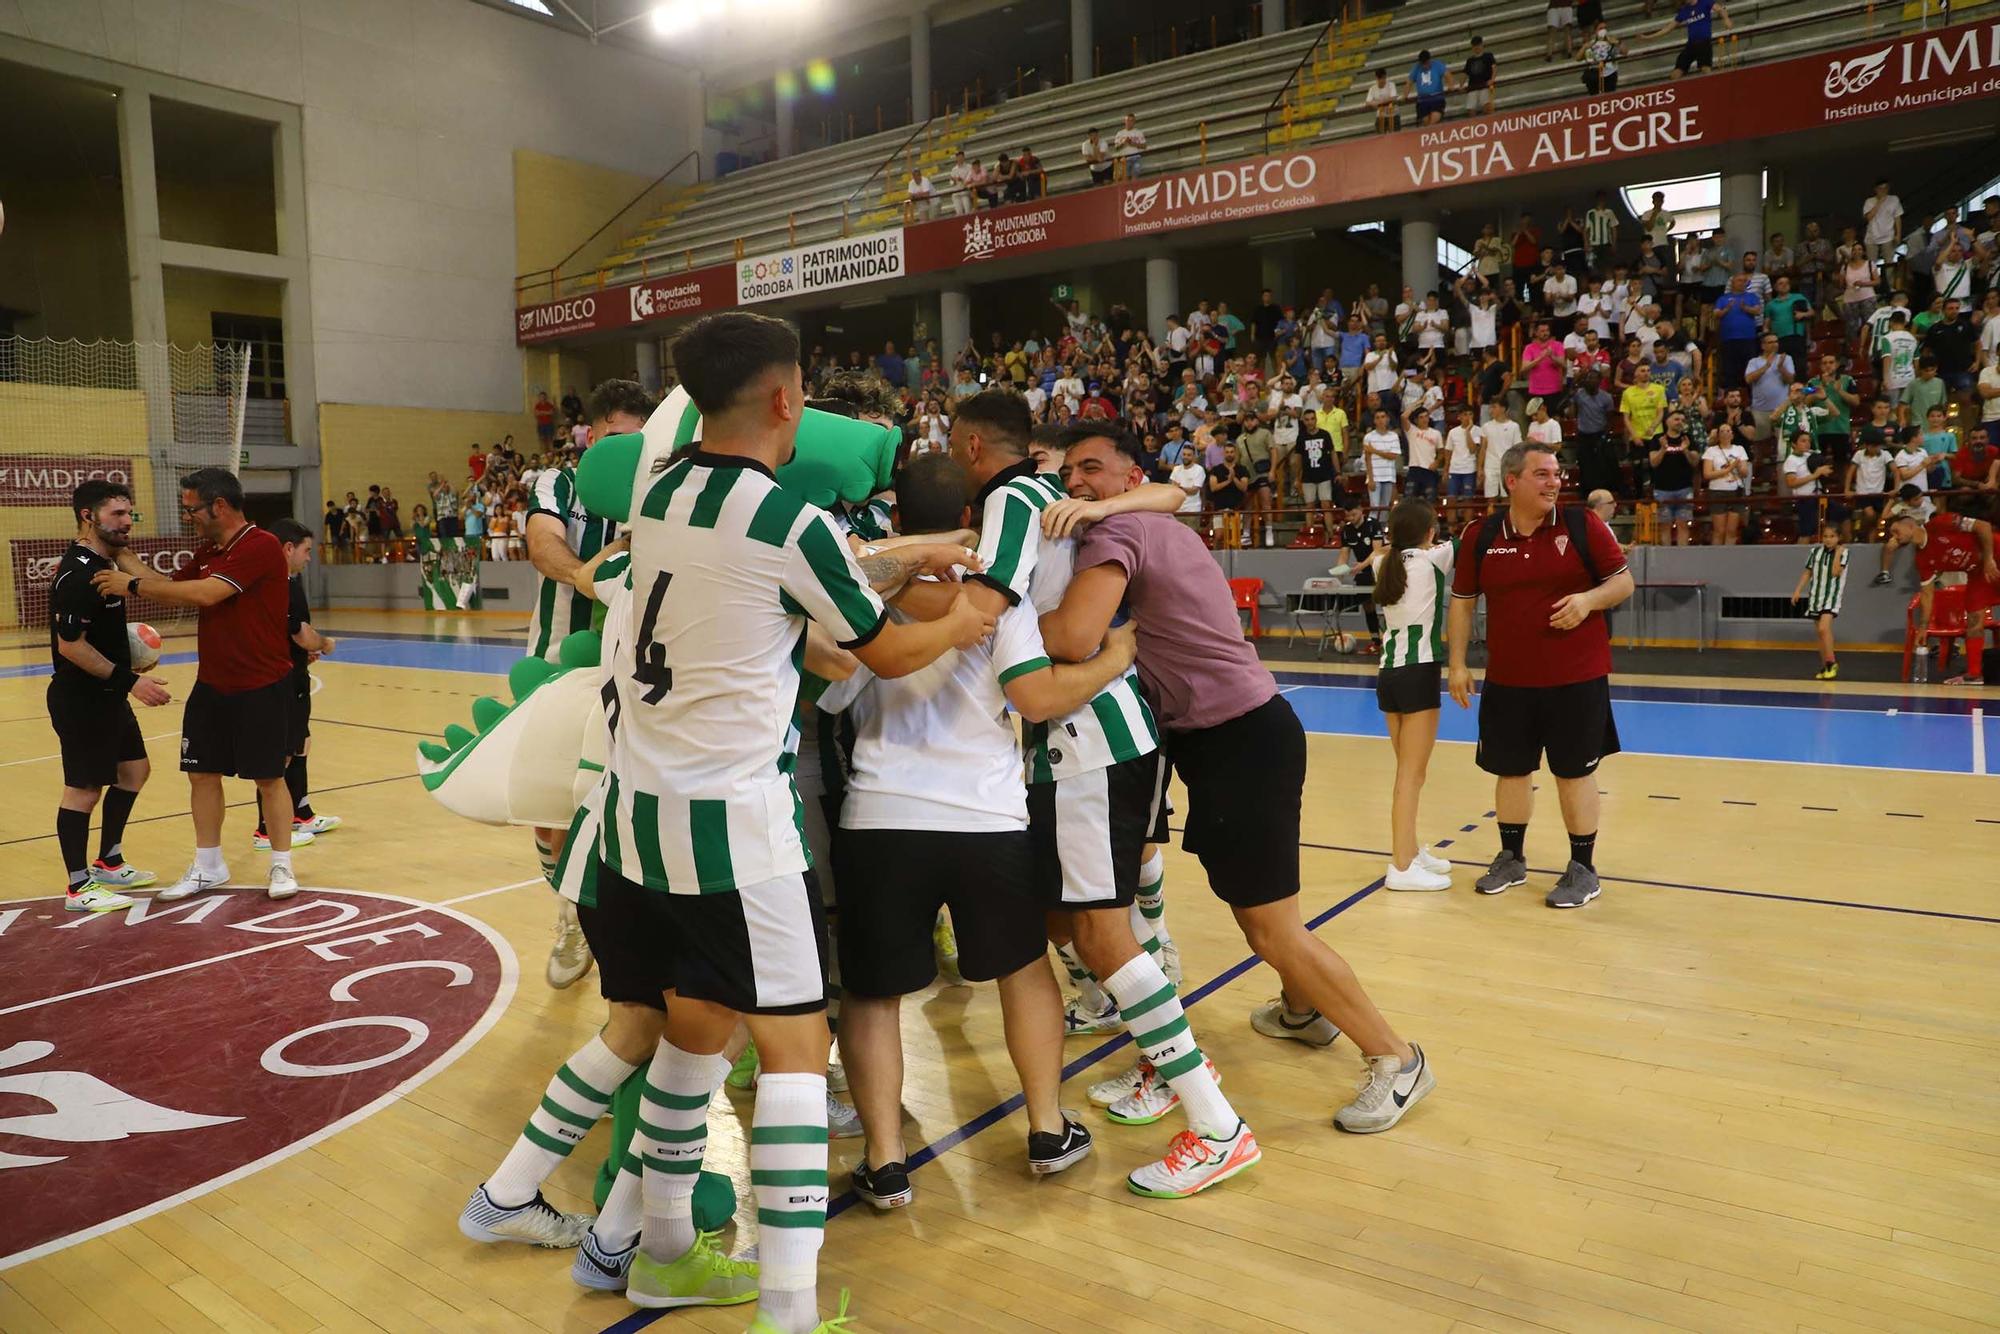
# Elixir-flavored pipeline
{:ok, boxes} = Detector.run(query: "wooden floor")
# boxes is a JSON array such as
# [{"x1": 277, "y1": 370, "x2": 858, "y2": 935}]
[{"x1": 2, "y1": 613, "x2": 1996, "y2": 1334}]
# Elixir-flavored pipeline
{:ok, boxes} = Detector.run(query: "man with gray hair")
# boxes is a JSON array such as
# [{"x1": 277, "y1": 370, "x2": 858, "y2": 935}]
[{"x1": 1447, "y1": 442, "x2": 1633, "y2": 909}]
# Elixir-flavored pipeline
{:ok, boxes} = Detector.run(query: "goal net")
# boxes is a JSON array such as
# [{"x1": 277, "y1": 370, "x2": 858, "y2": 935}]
[{"x1": 0, "y1": 337, "x2": 251, "y2": 649}]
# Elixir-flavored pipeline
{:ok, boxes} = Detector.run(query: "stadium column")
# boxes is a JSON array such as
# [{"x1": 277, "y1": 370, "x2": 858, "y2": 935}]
[
  {"x1": 1720, "y1": 170, "x2": 1765, "y2": 269},
  {"x1": 115, "y1": 88, "x2": 176, "y2": 526},
  {"x1": 1145, "y1": 255, "x2": 1180, "y2": 342},
  {"x1": 1263, "y1": 0, "x2": 1285, "y2": 37},
  {"x1": 1401, "y1": 211, "x2": 1439, "y2": 306},
  {"x1": 1071, "y1": 0, "x2": 1093, "y2": 82},
  {"x1": 910, "y1": 10, "x2": 932, "y2": 122},
  {"x1": 635, "y1": 339, "x2": 663, "y2": 396},
  {"x1": 941, "y1": 286, "x2": 971, "y2": 363}
]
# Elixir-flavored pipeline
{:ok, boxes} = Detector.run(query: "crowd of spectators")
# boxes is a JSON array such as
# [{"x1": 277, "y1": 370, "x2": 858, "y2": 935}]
[
  {"x1": 322, "y1": 432, "x2": 570, "y2": 564},
  {"x1": 909, "y1": 114, "x2": 1146, "y2": 219}
]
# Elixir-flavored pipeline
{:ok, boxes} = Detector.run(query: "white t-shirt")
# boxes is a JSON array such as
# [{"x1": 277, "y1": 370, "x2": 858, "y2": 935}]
[
  {"x1": 1079, "y1": 138, "x2": 1105, "y2": 165},
  {"x1": 1704, "y1": 444, "x2": 1749, "y2": 491},
  {"x1": 1053, "y1": 375, "x2": 1084, "y2": 410},
  {"x1": 1024, "y1": 385, "x2": 1047, "y2": 416},
  {"x1": 1851, "y1": 449, "x2": 1890, "y2": 494},
  {"x1": 1982, "y1": 365, "x2": 2000, "y2": 423},
  {"x1": 1444, "y1": 424, "x2": 1481, "y2": 474},
  {"x1": 1365, "y1": 351, "x2": 1400, "y2": 393},
  {"x1": 1544, "y1": 274, "x2": 1579, "y2": 316},
  {"x1": 1113, "y1": 125, "x2": 1147, "y2": 156},
  {"x1": 1894, "y1": 447, "x2": 1931, "y2": 493},
  {"x1": 1979, "y1": 315, "x2": 2000, "y2": 364},
  {"x1": 1880, "y1": 329, "x2": 1919, "y2": 390},
  {"x1": 1408, "y1": 426, "x2": 1442, "y2": 470},
  {"x1": 1414, "y1": 308, "x2": 1450, "y2": 349},
  {"x1": 1863, "y1": 193, "x2": 1903, "y2": 245},
  {"x1": 1467, "y1": 304, "x2": 1498, "y2": 348},
  {"x1": 950, "y1": 160, "x2": 975, "y2": 189},
  {"x1": 1272, "y1": 418, "x2": 1300, "y2": 448},
  {"x1": 825, "y1": 597, "x2": 1047, "y2": 832},
  {"x1": 1781, "y1": 453, "x2": 1818, "y2": 497},
  {"x1": 1170, "y1": 461, "x2": 1206, "y2": 512},
  {"x1": 1579, "y1": 291, "x2": 1610, "y2": 340},
  {"x1": 1380, "y1": 544, "x2": 1455, "y2": 668},
  {"x1": 1484, "y1": 418, "x2": 1525, "y2": 491},
  {"x1": 1364, "y1": 429, "x2": 1402, "y2": 482},
  {"x1": 1167, "y1": 326, "x2": 1192, "y2": 354},
  {"x1": 1366, "y1": 79, "x2": 1398, "y2": 107}
]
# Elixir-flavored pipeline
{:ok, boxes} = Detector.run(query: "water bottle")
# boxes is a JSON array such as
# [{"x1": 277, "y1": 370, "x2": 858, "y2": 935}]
[{"x1": 1912, "y1": 644, "x2": 1930, "y2": 683}]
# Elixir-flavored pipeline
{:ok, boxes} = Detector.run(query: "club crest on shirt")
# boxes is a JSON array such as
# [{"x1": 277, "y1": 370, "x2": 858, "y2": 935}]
[{"x1": 1555, "y1": 534, "x2": 1569, "y2": 556}]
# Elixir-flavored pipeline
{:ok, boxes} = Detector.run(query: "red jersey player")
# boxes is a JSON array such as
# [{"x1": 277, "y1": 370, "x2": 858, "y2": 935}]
[{"x1": 1888, "y1": 510, "x2": 1999, "y2": 685}]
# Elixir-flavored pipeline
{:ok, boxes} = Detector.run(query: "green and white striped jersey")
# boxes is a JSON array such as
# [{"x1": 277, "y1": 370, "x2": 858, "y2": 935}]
[
  {"x1": 1378, "y1": 542, "x2": 1456, "y2": 669},
  {"x1": 526, "y1": 464, "x2": 618, "y2": 662},
  {"x1": 843, "y1": 494, "x2": 895, "y2": 543},
  {"x1": 975, "y1": 463, "x2": 1159, "y2": 783},
  {"x1": 598, "y1": 451, "x2": 887, "y2": 894},
  {"x1": 1802, "y1": 543, "x2": 1847, "y2": 614}
]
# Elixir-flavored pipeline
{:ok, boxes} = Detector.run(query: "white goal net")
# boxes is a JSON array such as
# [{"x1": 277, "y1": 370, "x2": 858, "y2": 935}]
[{"x1": 0, "y1": 337, "x2": 251, "y2": 648}]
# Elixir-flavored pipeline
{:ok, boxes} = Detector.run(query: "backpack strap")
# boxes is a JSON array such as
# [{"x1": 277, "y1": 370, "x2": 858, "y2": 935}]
[{"x1": 1563, "y1": 506, "x2": 1602, "y2": 587}]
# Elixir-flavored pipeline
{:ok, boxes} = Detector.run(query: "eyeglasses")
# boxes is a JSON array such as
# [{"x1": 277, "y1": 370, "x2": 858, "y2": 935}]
[{"x1": 179, "y1": 501, "x2": 214, "y2": 517}]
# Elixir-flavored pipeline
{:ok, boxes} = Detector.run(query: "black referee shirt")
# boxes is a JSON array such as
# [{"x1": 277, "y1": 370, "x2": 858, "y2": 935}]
[{"x1": 48, "y1": 543, "x2": 129, "y2": 690}]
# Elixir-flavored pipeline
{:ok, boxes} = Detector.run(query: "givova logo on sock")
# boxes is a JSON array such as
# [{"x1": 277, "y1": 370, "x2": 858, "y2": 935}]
[{"x1": 0, "y1": 889, "x2": 513, "y2": 1271}]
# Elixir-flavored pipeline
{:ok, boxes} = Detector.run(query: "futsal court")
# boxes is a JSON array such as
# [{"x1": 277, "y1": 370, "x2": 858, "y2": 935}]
[{"x1": 1, "y1": 614, "x2": 1994, "y2": 1334}]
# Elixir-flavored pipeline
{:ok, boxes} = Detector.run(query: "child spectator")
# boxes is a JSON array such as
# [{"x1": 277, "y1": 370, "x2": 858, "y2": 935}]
[
  {"x1": 1373, "y1": 497, "x2": 1454, "y2": 892},
  {"x1": 1791, "y1": 522, "x2": 1848, "y2": 680}
]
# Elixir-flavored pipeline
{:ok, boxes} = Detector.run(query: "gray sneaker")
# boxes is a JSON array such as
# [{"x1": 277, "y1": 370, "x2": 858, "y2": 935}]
[
  {"x1": 1545, "y1": 860, "x2": 1602, "y2": 909},
  {"x1": 1474, "y1": 850, "x2": 1528, "y2": 896}
]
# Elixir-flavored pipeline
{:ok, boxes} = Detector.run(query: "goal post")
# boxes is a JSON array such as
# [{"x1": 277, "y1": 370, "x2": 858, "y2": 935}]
[{"x1": 0, "y1": 337, "x2": 252, "y2": 649}]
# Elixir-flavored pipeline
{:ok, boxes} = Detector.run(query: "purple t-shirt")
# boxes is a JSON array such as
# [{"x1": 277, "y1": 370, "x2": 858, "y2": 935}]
[{"x1": 1075, "y1": 512, "x2": 1276, "y2": 732}]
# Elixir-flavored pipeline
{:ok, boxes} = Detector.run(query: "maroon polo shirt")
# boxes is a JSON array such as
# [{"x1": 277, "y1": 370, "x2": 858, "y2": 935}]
[
  {"x1": 173, "y1": 523, "x2": 293, "y2": 692},
  {"x1": 1452, "y1": 508, "x2": 1627, "y2": 688}
]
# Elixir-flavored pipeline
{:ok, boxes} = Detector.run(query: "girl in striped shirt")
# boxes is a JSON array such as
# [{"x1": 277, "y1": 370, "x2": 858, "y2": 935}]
[
  {"x1": 1791, "y1": 520, "x2": 1848, "y2": 680},
  {"x1": 1373, "y1": 498, "x2": 1456, "y2": 891}
]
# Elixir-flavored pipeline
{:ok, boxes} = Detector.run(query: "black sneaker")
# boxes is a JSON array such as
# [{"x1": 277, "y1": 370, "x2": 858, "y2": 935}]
[
  {"x1": 851, "y1": 1159, "x2": 913, "y2": 1210},
  {"x1": 1027, "y1": 1116, "x2": 1094, "y2": 1176},
  {"x1": 1871, "y1": 572, "x2": 1892, "y2": 586}
]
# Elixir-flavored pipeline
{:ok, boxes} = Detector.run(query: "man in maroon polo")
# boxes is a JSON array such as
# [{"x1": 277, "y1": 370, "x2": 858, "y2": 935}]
[
  {"x1": 1447, "y1": 441, "x2": 1632, "y2": 908},
  {"x1": 95, "y1": 467, "x2": 300, "y2": 901}
]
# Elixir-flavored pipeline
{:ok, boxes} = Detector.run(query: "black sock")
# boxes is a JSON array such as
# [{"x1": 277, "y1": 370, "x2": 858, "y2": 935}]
[
  {"x1": 98, "y1": 786, "x2": 138, "y2": 865},
  {"x1": 57, "y1": 808, "x2": 92, "y2": 889},
  {"x1": 287, "y1": 754, "x2": 312, "y2": 820},
  {"x1": 1569, "y1": 831, "x2": 1597, "y2": 870},
  {"x1": 1499, "y1": 821, "x2": 1527, "y2": 859}
]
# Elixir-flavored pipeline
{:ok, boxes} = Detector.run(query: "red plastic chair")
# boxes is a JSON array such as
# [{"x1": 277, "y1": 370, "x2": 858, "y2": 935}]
[
  {"x1": 1229, "y1": 577, "x2": 1265, "y2": 638},
  {"x1": 1902, "y1": 585, "x2": 1968, "y2": 681}
]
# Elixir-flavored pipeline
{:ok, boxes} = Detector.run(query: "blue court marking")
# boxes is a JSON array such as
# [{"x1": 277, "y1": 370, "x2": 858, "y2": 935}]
[{"x1": 1282, "y1": 682, "x2": 1982, "y2": 775}]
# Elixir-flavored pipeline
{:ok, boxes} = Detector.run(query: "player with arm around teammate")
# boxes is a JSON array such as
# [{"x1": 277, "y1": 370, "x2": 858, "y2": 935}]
[{"x1": 47, "y1": 480, "x2": 171, "y2": 911}]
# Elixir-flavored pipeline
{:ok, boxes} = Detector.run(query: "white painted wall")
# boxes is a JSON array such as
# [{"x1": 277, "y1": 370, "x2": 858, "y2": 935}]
[{"x1": 0, "y1": 0, "x2": 702, "y2": 413}]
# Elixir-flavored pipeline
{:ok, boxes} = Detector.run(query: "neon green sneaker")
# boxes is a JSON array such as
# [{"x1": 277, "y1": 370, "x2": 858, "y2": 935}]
[
  {"x1": 625, "y1": 1229, "x2": 758, "y2": 1309},
  {"x1": 932, "y1": 909, "x2": 964, "y2": 986},
  {"x1": 726, "y1": 1039, "x2": 760, "y2": 1091},
  {"x1": 746, "y1": 1288, "x2": 859, "y2": 1332}
]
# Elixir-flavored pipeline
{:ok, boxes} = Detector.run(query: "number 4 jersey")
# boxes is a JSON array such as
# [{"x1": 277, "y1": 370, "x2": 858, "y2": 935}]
[{"x1": 598, "y1": 450, "x2": 888, "y2": 894}]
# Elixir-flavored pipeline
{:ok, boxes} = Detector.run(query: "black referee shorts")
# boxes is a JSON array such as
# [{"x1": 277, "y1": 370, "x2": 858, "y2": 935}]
[
  {"x1": 286, "y1": 671, "x2": 312, "y2": 755},
  {"x1": 1166, "y1": 694, "x2": 1306, "y2": 909},
  {"x1": 48, "y1": 683, "x2": 146, "y2": 789},
  {"x1": 1476, "y1": 676, "x2": 1621, "y2": 780},
  {"x1": 180, "y1": 678, "x2": 291, "y2": 780},
  {"x1": 576, "y1": 865, "x2": 676, "y2": 1011}
]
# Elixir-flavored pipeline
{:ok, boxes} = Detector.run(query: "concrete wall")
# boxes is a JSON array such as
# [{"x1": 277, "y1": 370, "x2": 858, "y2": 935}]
[
  {"x1": 323, "y1": 557, "x2": 536, "y2": 611},
  {"x1": 0, "y1": 0, "x2": 703, "y2": 415},
  {"x1": 514, "y1": 148, "x2": 659, "y2": 282}
]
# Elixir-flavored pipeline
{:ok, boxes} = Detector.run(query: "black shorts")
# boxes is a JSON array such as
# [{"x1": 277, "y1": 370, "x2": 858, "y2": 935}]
[
  {"x1": 1028, "y1": 750, "x2": 1169, "y2": 910},
  {"x1": 1476, "y1": 676, "x2": 1621, "y2": 780},
  {"x1": 658, "y1": 870, "x2": 829, "y2": 1015},
  {"x1": 180, "y1": 678, "x2": 291, "y2": 779},
  {"x1": 1377, "y1": 662, "x2": 1442, "y2": 715},
  {"x1": 832, "y1": 827, "x2": 1043, "y2": 996},
  {"x1": 577, "y1": 866, "x2": 676, "y2": 1011},
  {"x1": 286, "y1": 672, "x2": 311, "y2": 754},
  {"x1": 49, "y1": 683, "x2": 146, "y2": 789},
  {"x1": 1675, "y1": 38, "x2": 1713, "y2": 73},
  {"x1": 1166, "y1": 694, "x2": 1305, "y2": 908}
]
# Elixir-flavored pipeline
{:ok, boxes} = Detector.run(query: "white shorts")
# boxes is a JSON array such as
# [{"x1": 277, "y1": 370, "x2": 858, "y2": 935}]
[
  {"x1": 1548, "y1": 6, "x2": 1576, "y2": 26},
  {"x1": 1027, "y1": 752, "x2": 1169, "y2": 909},
  {"x1": 1302, "y1": 480, "x2": 1336, "y2": 503}
]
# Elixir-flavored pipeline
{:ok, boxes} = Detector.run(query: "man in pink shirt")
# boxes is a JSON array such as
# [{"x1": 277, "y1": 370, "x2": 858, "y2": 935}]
[
  {"x1": 1038, "y1": 424, "x2": 1436, "y2": 1154},
  {"x1": 1521, "y1": 319, "x2": 1570, "y2": 412}
]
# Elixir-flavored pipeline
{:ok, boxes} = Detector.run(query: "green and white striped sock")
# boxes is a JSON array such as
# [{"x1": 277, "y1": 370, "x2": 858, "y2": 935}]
[
  {"x1": 638, "y1": 1040, "x2": 728, "y2": 1264},
  {"x1": 1134, "y1": 851, "x2": 1171, "y2": 948},
  {"x1": 533, "y1": 830, "x2": 560, "y2": 889},
  {"x1": 485, "y1": 1035, "x2": 633, "y2": 1207},
  {"x1": 751, "y1": 1072, "x2": 829, "y2": 1332},
  {"x1": 1055, "y1": 942, "x2": 1109, "y2": 1011},
  {"x1": 1105, "y1": 954, "x2": 1237, "y2": 1138}
]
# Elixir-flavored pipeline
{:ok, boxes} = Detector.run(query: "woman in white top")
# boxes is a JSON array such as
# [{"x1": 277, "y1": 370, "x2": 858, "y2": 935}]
[
  {"x1": 1702, "y1": 421, "x2": 1751, "y2": 546},
  {"x1": 1373, "y1": 497, "x2": 1455, "y2": 892}
]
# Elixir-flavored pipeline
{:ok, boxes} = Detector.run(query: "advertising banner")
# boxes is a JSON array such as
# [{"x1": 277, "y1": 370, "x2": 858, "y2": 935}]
[
  {"x1": 0, "y1": 456, "x2": 139, "y2": 507},
  {"x1": 11, "y1": 535, "x2": 199, "y2": 627},
  {"x1": 736, "y1": 231, "x2": 906, "y2": 305}
]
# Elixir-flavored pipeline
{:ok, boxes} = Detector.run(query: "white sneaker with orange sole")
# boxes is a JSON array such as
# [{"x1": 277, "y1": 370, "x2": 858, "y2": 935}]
[{"x1": 1125, "y1": 1121, "x2": 1261, "y2": 1199}]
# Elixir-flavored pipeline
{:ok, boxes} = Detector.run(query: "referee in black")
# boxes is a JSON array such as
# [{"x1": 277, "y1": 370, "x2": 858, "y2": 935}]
[{"x1": 48, "y1": 480, "x2": 173, "y2": 912}]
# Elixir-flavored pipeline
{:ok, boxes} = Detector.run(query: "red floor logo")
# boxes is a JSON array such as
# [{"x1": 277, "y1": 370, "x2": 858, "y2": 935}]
[{"x1": 0, "y1": 889, "x2": 514, "y2": 1268}]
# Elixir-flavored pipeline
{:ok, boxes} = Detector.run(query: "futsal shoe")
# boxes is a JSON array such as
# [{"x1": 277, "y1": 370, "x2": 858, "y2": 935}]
[
  {"x1": 157, "y1": 862, "x2": 229, "y2": 902},
  {"x1": 1157, "y1": 938, "x2": 1184, "y2": 990},
  {"x1": 1248, "y1": 997, "x2": 1341, "y2": 1047},
  {"x1": 725, "y1": 1041, "x2": 760, "y2": 1090},
  {"x1": 267, "y1": 863, "x2": 299, "y2": 901},
  {"x1": 625, "y1": 1229, "x2": 759, "y2": 1309},
  {"x1": 547, "y1": 898, "x2": 594, "y2": 989},
  {"x1": 1064, "y1": 993, "x2": 1122, "y2": 1037},
  {"x1": 1125, "y1": 1121, "x2": 1261, "y2": 1199},
  {"x1": 1474, "y1": 849, "x2": 1528, "y2": 895},
  {"x1": 1545, "y1": 861, "x2": 1601, "y2": 909},
  {"x1": 1027, "y1": 1116, "x2": 1094, "y2": 1175},
  {"x1": 1384, "y1": 861, "x2": 1451, "y2": 892},
  {"x1": 1415, "y1": 847, "x2": 1452, "y2": 875},
  {"x1": 296, "y1": 813, "x2": 342, "y2": 835},
  {"x1": 87, "y1": 859, "x2": 155, "y2": 888},
  {"x1": 1106, "y1": 1058, "x2": 1222, "y2": 1126},
  {"x1": 250, "y1": 827, "x2": 315, "y2": 850},
  {"x1": 826, "y1": 1061, "x2": 848, "y2": 1094},
  {"x1": 1334, "y1": 1043, "x2": 1434, "y2": 1134},
  {"x1": 1087, "y1": 1062, "x2": 1147, "y2": 1107},
  {"x1": 65, "y1": 884, "x2": 136, "y2": 913},
  {"x1": 933, "y1": 908, "x2": 965, "y2": 986},
  {"x1": 457, "y1": 1185, "x2": 592, "y2": 1247},
  {"x1": 571, "y1": 1230, "x2": 636, "y2": 1292},
  {"x1": 826, "y1": 1092, "x2": 863, "y2": 1140},
  {"x1": 851, "y1": 1160, "x2": 913, "y2": 1211},
  {"x1": 747, "y1": 1289, "x2": 856, "y2": 1334}
]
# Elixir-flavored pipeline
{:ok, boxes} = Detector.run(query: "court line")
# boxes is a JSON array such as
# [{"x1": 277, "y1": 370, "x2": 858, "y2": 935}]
[
  {"x1": 1974, "y1": 707, "x2": 1987, "y2": 777},
  {"x1": 0, "y1": 879, "x2": 543, "y2": 1017},
  {"x1": 0, "y1": 730, "x2": 179, "y2": 768},
  {"x1": 593, "y1": 833, "x2": 1442, "y2": 1334}
]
